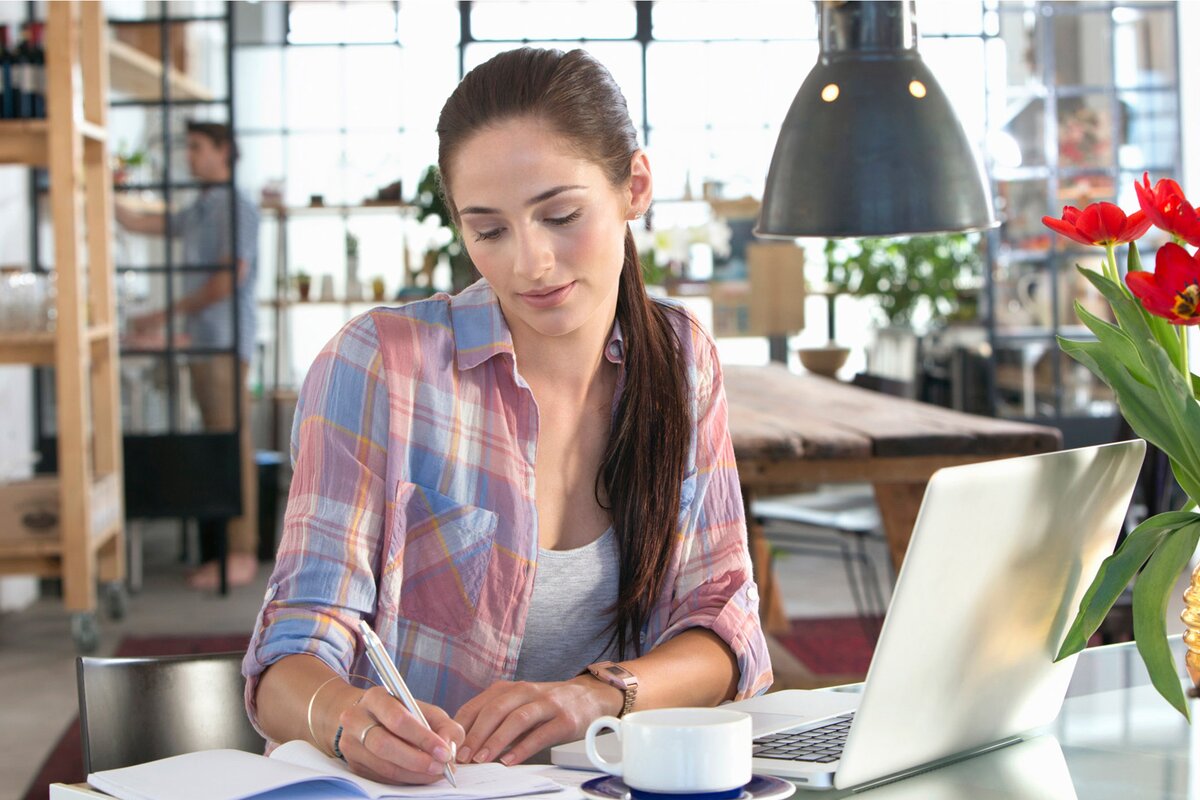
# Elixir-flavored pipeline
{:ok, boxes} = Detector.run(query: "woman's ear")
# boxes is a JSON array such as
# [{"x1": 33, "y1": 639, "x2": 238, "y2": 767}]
[{"x1": 626, "y1": 150, "x2": 653, "y2": 220}]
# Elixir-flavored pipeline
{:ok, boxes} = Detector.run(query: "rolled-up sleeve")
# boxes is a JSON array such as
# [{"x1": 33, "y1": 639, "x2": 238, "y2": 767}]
[
  {"x1": 242, "y1": 312, "x2": 390, "y2": 734},
  {"x1": 650, "y1": 328, "x2": 773, "y2": 699}
]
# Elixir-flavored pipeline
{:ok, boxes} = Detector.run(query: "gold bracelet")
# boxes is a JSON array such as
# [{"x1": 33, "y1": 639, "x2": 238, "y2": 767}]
[{"x1": 305, "y1": 673, "x2": 379, "y2": 757}]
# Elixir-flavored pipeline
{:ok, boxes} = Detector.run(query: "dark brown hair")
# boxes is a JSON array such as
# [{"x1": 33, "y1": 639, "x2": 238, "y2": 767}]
[
  {"x1": 186, "y1": 120, "x2": 237, "y2": 163},
  {"x1": 436, "y1": 48, "x2": 691, "y2": 658}
]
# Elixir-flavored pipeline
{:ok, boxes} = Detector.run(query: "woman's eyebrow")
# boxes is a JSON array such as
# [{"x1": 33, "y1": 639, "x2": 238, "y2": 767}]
[{"x1": 459, "y1": 184, "x2": 586, "y2": 216}]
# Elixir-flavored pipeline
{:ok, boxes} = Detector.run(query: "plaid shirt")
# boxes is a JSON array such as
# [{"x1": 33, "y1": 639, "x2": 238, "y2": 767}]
[{"x1": 243, "y1": 280, "x2": 772, "y2": 737}]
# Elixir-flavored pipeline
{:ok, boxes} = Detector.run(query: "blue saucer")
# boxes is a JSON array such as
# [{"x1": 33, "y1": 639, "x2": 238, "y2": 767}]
[{"x1": 580, "y1": 774, "x2": 795, "y2": 800}]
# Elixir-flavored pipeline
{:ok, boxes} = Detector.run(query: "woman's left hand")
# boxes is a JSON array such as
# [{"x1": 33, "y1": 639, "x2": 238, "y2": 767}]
[{"x1": 453, "y1": 677, "x2": 622, "y2": 766}]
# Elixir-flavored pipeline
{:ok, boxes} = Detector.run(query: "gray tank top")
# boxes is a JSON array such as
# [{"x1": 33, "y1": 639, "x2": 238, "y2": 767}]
[{"x1": 514, "y1": 528, "x2": 621, "y2": 682}]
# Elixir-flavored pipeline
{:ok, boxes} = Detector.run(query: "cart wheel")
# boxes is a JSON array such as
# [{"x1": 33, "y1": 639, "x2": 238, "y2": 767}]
[
  {"x1": 71, "y1": 612, "x2": 100, "y2": 653},
  {"x1": 103, "y1": 582, "x2": 127, "y2": 620}
]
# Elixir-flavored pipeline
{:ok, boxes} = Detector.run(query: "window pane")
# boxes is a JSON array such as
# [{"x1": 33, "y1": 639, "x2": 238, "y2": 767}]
[
  {"x1": 345, "y1": 47, "x2": 403, "y2": 130},
  {"x1": 995, "y1": 8, "x2": 1046, "y2": 90},
  {"x1": 649, "y1": 41, "x2": 816, "y2": 131},
  {"x1": 1056, "y1": 93, "x2": 1113, "y2": 170},
  {"x1": 1113, "y1": 6, "x2": 1175, "y2": 89},
  {"x1": 1051, "y1": 9, "x2": 1112, "y2": 88},
  {"x1": 652, "y1": 1, "x2": 816, "y2": 41},
  {"x1": 647, "y1": 43, "x2": 708, "y2": 130},
  {"x1": 285, "y1": 46, "x2": 344, "y2": 131},
  {"x1": 464, "y1": 42, "x2": 644, "y2": 133},
  {"x1": 916, "y1": 0, "x2": 985, "y2": 35},
  {"x1": 994, "y1": 178, "x2": 1050, "y2": 252},
  {"x1": 235, "y1": 133, "x2": 286, "y2": 203},
  {"x1": 469, "y1": 1, "x2": 636, "y2": 40},
  {"x1": 285, "y1": 134, "x2": 346, "y2": 206},
  {"x1": 921, "y1": 37, "x2": 988, "y2": 144},
  {"x1": 1117, "y1": 90, "x2": 1178, "y2": 171},
  {"x1": 342, "y1": 2, "x2": 400, "y2": 44},
  {"x1": 344, "y1": 133, "x2": 406, "y2": 206},
  {"x1": 287, "y1": 1, "x2": 399, "y2": 44},
  {"x1": 401, "y1": 39, "x2": 460, "y2": 133},
  {"x1": 399, "y1": 1, "x2": 461, "y2": 48},
  {"x1": 990, "y1": 96, "x2": 1046, "y2": 170},
  {"x1": 234, "y1": 47, "x2": 284, "y2": 131},
  {"x1": 648, "y1": 126, "x2": 774, "y2": 202}
]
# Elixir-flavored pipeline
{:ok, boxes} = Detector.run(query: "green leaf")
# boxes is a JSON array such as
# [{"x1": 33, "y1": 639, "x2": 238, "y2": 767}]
[
  {"x1": 1068, "y1": 302, "x2": 1200, "y2": 486},
  {"x1": 1167, "y1": 455, "x2": 1200, "y2": 509},
  {"x1": 1059, "y1": 339, "x2": 1183, "y2": 457},
  {"x1": 1128, "y1": 240, "x2": 1144, "y2": 272},
  {"x1": 1073, "y1": 303, "x2": 1150, "y2": 386},
  {"x1": 1132, "y1": 520, "x2": 1200, "y2": 719},
  {"x1": 1055, "y1": 511, "x2": 1199, "y2": 660}
]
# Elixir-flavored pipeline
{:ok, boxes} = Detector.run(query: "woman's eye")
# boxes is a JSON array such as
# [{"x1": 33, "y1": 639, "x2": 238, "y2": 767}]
[
  {"x1": 546, "y1": 209, "x2": 582, "y2": 226},
  {"x1": 474, "y1": 228, "x2": 503, "y2": 242}
]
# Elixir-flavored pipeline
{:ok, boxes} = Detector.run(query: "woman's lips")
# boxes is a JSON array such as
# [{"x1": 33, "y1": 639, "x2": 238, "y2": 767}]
[{"x1": 519, "y1": 282, "x2": 575, "y2": 309}]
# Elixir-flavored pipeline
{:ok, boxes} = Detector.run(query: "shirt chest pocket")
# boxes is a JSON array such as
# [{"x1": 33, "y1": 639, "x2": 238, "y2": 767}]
[{"x1": 393, "y1": 482, "x2": 499, "y2": 637}]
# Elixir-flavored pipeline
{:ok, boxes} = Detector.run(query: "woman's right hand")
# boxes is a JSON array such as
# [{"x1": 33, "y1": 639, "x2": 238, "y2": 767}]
[{"x1": 335, "y1": 686, "x2": 464, "y2": 785}]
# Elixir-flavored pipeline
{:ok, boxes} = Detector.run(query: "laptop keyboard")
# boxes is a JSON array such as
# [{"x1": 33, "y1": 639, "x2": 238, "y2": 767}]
[{"x1": 752, "y1": 713, "x2": 855, "y2": 763}]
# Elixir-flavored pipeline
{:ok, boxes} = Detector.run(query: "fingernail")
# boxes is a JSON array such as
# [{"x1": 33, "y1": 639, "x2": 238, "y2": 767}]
[
  {"x1": 500, "y1": 753, "x2": 514, "y2": 766},
  {"x1": 474, "y1": 748, "x2": 490, "y2": 763},
  {"x1": 458, "y1": 746, "x2": 472, "y2": 763},
  {"x1": 427, "y1": 760, "x2": 444, "y2": 775},
  {"x1": 433, "y1": 746, "x2": 450, "y2": 762}
]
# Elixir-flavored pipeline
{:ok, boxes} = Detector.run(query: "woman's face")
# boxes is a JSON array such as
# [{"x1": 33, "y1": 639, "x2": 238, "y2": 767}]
[{"x1": 449, "y1": 117, "x2": 651, "y2": 344}]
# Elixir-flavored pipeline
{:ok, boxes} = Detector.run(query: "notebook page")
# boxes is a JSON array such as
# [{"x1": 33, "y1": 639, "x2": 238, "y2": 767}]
[
  {"x1": 87, "y1": 748, "x2": 364, "y2": 800},
  {"x1": 272, "y1": 740, "x2": 564, "y2": 800}
]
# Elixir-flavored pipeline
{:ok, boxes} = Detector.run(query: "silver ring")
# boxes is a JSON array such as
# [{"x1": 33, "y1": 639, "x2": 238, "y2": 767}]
[{"x1": 359, "y1": 721, "x2": 381, "y2": 747}]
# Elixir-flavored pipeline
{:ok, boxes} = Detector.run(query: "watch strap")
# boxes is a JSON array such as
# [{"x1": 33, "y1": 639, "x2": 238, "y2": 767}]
[{"x1": 587, "y1": 661, "x2": 638, "y2": 717}]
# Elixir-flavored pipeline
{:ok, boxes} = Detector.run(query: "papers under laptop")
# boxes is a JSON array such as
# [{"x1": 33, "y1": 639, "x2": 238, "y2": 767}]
[{"x1": 551, "y1": 441, "x2": 1145, "y2": 791}]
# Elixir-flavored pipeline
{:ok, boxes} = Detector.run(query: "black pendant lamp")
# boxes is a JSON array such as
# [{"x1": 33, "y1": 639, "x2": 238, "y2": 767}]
[{"x1": 756, "y1": 0, "x2": 996, "y2": 239}]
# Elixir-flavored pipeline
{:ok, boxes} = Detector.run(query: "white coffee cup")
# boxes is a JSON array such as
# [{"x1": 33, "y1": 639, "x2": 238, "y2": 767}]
[{"x1": 585, "y1": 707, "x2": 753, "y2": 794}]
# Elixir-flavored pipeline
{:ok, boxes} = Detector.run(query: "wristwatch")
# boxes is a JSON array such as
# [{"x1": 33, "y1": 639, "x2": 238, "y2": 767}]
[{"x1": 586, "y1": 661, "x2": 639, "y2": 717}]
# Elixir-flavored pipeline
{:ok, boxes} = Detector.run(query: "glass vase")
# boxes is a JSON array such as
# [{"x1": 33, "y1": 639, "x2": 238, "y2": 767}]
[{"x1": 1184, "y1": 560, "x2": 1200, "y2": 698}]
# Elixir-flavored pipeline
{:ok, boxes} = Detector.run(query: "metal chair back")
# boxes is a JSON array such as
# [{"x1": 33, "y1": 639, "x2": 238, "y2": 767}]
[{"x1": 76, "y1": 651, "x2": 264, "y2": 773}]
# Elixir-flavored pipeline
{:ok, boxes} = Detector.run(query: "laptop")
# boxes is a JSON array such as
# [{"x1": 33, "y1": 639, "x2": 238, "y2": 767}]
[{"x1": 552, "y1": 440, "x2": 1145, "y2": 791}]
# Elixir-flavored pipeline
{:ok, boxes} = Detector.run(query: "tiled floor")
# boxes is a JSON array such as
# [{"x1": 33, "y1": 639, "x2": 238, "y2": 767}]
[{"x1": 0, "y1": 506, "x2": 887, "y2": 799}]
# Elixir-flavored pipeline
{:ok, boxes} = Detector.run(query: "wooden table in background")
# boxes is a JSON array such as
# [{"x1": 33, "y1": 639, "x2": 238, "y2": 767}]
[{"x1": 724, "y1": 364, "x2": 1062, "y2": 641}]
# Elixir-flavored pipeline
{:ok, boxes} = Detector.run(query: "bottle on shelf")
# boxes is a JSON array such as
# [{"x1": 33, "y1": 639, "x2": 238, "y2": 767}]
[
  {"x1": 1, "y1": 24, "x2": 18, "y2": 119},
  {"x1": 12, "y1": 22, "x2": 32, "y2": 119},
  {"x1": 26, "y1": 22, "x2": 44, "y2": 119}
]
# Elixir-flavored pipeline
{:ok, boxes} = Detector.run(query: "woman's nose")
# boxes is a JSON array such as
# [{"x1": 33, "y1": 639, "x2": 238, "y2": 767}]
[{"x1": 513, "y1": 227, "x2": 553, "y2": 280}]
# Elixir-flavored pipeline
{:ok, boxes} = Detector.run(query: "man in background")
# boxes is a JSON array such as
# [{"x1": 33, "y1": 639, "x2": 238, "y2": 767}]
[{"x1": 115, "y1": 120, "x2": 261, "y2": 590}]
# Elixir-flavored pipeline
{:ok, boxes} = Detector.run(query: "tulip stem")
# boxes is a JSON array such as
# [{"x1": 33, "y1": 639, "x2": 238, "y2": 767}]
[
  {"x1": 1181, "y1": 325, "x2": 1191, "y2": 383},
  {"x1": 1104, "y1": 243, "x2": 1120, "y2": 287}
]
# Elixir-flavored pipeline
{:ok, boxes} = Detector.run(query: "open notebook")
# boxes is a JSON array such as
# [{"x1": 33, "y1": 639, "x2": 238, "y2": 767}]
[{"x1": 87, "y1": 740, "x2": 565, "y2": 800}]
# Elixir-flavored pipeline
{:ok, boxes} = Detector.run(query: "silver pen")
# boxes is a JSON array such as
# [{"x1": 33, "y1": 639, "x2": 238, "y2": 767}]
[{"x1": 358, "y1": 619, "x2": 458, "y2": 787}]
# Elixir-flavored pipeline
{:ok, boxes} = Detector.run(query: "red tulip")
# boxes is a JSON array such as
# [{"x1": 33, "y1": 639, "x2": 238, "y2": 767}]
[
  {"x1": 1135, "y1": 172, "x2": 1200, "y2": 247},
  {"x1": 1125, "y1": 243, "x2": 1200, "y2": 325},
  {"x1": 1042, "y1": 202, "x2": 1152, "y2": 247}
]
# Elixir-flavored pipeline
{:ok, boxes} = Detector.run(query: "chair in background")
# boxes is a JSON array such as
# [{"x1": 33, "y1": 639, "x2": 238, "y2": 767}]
[
  {"x1": 752, "y1": 484, "x2": 893, "y2": 641},
  {"x1": 76, "y1": 651, "x2": 264, "y2": 773}
]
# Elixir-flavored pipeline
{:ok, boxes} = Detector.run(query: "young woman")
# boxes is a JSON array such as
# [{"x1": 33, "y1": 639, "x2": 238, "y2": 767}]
[{"x1": 243, "y1": 47, "x2": 771, "y2": 785}]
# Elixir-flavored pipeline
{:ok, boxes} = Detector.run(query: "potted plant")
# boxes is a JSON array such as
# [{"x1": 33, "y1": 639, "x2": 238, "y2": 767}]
[
  {"x1": 1042, "y1": 175, "x2": 1200, "y2": 717},
  {"x1": 294, "y1": 270, "x2": 311, "y2": 302},
  {"x1": 413, "y1": 166, "x2": 478, "y2": 292},
  {"x1": 822, "y1": 233, "x2": 982, "y2": 330}
]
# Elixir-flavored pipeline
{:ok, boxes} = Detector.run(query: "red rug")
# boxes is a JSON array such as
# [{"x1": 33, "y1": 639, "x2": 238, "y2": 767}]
[
  {"x1": 21, "y1": 634, "x2": 251, "y2": 800},
  {"x1": 776, "y1": 615, "x2": 882, "y2": 676}
]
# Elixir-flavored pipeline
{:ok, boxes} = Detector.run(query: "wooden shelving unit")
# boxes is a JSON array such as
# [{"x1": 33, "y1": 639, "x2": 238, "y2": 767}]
[
  {"x1": 0, "y1": 1, "x2": 125, "y2": 651},
  {"x1": 108, "y1": 38, "x2": 214, "y2": 101}
]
